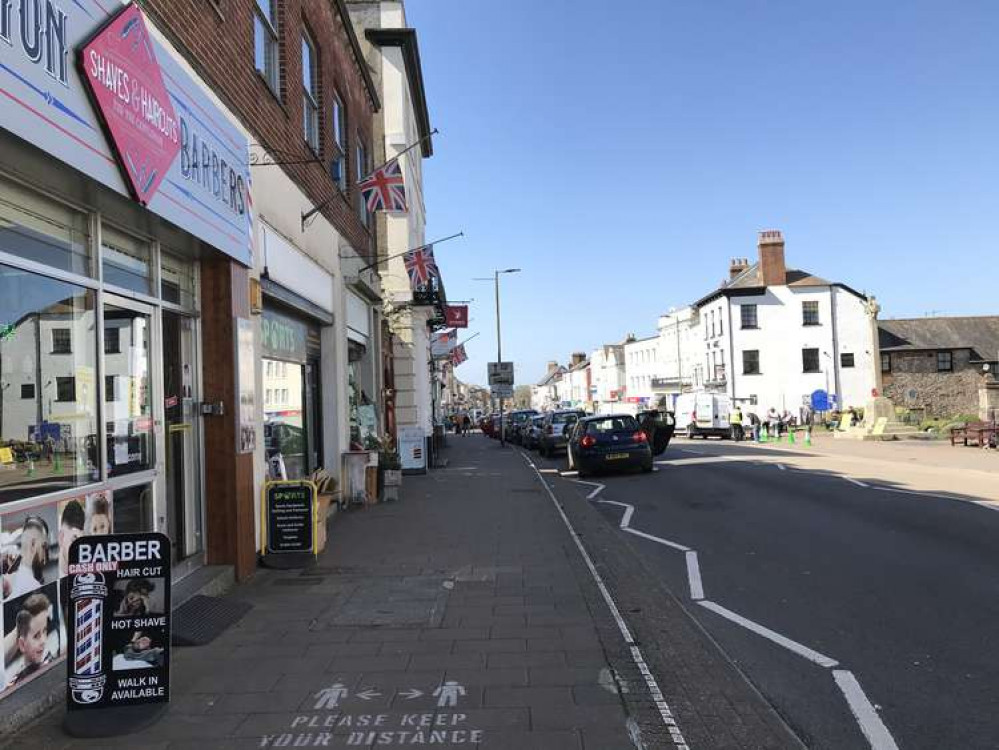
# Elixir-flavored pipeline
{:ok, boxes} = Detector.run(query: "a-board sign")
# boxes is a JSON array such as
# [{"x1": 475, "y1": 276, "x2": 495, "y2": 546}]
[
  {"x1": 65, "y1": 533, "x2": 171, "y2": 732},
  {"x1": 398, "y1": 426, "x2": 427, "y2": 473},
  {"x1": 263, "y1": 481, "x2": 317, "y2": 555}
]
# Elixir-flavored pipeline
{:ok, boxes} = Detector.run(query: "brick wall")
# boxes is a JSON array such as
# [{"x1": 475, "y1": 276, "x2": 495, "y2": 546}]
[
  {"x1": 143, "y1": 0, "x2": 376, "y2": 257},
  {"x1": 882, "y1": 349, "x2": 983, "y2": 417}
]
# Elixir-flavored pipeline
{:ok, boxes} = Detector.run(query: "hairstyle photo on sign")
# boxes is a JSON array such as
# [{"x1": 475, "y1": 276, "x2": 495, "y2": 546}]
[
  {"x1": 57, "y1": 492, "x2": 113, "y2": 578},
  {"x1": 111, "y1": 629, "x2": 166, "y2": 672},
  {"x1": 111, "y1": 577, "x2": 165, "y2": 618},
  {"x1": 1, "y1": 505, "x2": 58, "y2": 601},
  {"x1": 2, "y1": 581, "x2": 63, "y2": 693}
]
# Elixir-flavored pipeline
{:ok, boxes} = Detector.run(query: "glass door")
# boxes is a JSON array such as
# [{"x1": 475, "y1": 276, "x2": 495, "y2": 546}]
[{"x1": 102, "y1": 295, "x2": 156, "y2": 533}]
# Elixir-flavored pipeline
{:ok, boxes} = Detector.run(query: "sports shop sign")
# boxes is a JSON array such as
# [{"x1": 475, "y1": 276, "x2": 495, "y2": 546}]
[{"x1": 0, "y1": 1, "x2": 252, "y2": 265}]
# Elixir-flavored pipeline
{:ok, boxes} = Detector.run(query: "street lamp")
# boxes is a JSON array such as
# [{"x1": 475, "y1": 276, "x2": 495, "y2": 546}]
[{"x1": 474, "y1": 268, "x2": 520, "y2": 447}]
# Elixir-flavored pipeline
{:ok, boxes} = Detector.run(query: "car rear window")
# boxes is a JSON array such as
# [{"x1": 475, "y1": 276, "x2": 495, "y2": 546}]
[
  {"x1": 553, "y1": 413, "x2": 579, "y2": 423},
  {"x1": 586, "y1": 416, "x2": 638, "y2": 433}
]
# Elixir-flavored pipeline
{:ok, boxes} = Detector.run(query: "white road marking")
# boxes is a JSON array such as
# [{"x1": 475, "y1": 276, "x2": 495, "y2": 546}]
[
  {"x1": 777, "y1": 463, "x2": 787, "y2": 471},
  {"x1": 538, "y1": 468, "x2": 559, "y2": 474},
  {"x1": 657, "y1": 456, "x2": 743, "y2": 467},
  {"x1": 600, "y1": 500, "x2": 634, "y2": 529},
  {"x1": 559, "y1": 470, "x2": 579, "y2": 477},
  {"x1": 571, "y1": 479, "x2": 606, "y2": 499},
  {"x1": 697, "y1": 600, "x2": 839, "y2": 668},
  {"x1": 846, "y1": 478, "x2": 870, "y2": 488},
  {"x1": 833, "y1": 670, "x2": 900, "y2": 750},
  {"x1": 685, "y1": 551, "x2": 704, "y2": 600},
  {"x1": 520, "y1": 454, "x2": 689, "y2": 748},
  {"x1": 625, "y1": 527, "x2": 691, "y2": 552}
]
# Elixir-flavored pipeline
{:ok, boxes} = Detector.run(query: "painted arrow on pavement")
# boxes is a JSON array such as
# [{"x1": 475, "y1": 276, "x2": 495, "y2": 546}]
[
  {"x1": 356, "y1": 689, "x2": 382, "y2": 701},
  {"x1": 399, "y1": 689, "x2": 423, "y2": 700}
]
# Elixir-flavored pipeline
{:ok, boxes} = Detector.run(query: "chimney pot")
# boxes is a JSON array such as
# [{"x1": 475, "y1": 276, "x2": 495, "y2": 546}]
[{"x1": 758, "y1": 229, "x2": 786, "y2": 287}]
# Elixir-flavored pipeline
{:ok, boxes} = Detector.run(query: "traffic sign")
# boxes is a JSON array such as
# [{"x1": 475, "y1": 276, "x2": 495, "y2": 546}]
[
  {"x1": 810, "y1": 389, "x2": 831, "y2": 411},
  {"x1": 488, "y1": 362, "x2": 514, "y2": 386},
  {"x1": 490, "y1": 383, "x2": 513, "y2": 398}
]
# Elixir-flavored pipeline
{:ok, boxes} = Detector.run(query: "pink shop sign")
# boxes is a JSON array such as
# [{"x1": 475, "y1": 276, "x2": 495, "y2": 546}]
[{"x1": 79, "y1": 4, "x2": 180, "y2": 205}]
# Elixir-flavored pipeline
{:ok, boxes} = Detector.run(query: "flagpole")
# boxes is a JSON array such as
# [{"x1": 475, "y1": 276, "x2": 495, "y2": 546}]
[
  {"x1": 369, "y1": 128, "x2": 439, "y2": 176},
  {"x1": 357, "y1": 231, "x2": 464, "y2": 274}
]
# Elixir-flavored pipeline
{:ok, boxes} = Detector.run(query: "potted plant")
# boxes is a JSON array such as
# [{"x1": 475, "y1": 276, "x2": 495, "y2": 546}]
[{"x1": 379, "y1": 447, "x2": 403, "y2": 501}]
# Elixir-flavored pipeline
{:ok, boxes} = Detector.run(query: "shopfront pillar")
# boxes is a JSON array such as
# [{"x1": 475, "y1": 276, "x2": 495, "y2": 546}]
[{"x1": 201, "y1": 256, "x2": 256, "y2": 581}]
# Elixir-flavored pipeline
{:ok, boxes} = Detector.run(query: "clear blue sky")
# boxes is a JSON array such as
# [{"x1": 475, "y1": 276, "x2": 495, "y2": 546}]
[{"x1": 406, "y1": 0, "x2": 998, "y2": 388}]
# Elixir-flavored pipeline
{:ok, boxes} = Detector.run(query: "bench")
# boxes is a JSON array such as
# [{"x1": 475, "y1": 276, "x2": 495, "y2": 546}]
[{"x1": 950, "y1": 422, "x2": 995, "y2": 447}]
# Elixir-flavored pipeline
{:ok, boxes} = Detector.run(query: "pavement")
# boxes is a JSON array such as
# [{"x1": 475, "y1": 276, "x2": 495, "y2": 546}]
[
  {"x1": 3, "y1": 434, "x2": 802, "y2": 750},
  {"x1": 529, "y1": 435, "x2": 999, "y2": 750}
]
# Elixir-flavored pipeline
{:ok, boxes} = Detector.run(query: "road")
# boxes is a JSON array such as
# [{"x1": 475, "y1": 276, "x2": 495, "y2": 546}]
[{"x1": 523, "y1": 436, "x2": 999, "y2": 749}]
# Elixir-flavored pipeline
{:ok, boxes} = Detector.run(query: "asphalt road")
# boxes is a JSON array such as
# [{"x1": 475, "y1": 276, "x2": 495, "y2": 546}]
[{"x1": 524, "y1": 436, "x2": 999, "y2": 750}]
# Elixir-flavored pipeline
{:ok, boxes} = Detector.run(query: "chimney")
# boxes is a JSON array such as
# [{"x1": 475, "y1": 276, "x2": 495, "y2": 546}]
[
  {"x1": 570, "y1": 352, "x2": 586, "y2": 367},
  {"x1": 729, "y1": 257, "x2": 749, "y2": 280},
  {"x1": 758, "y1": 230, "x2": 786, "y2": 287},
  {"x1": 546, "y1": 360, "x2": 559, "y2": 374}
]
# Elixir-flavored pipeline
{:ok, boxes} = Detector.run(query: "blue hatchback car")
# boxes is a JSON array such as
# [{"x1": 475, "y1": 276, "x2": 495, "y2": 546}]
[{"x1": 566, "y1": 414, "x2": 654, "y2": 476}]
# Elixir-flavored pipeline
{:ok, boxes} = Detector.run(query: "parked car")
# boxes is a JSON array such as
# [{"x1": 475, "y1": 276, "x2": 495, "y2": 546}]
[
  {"x1": 507, "y1": 409, "x2": 538, "y2": 445},
  {"x1": 566, "y1": 414, "x2": 653, "y2": 476},
  {"x1": 480, "y1": 416, "x2": 494, "y2": 437},
  {"x1": 538, "y1": 410, "x2": 585, "y2": 457},
  {"x1": 522, "y1": 414, "x2": 546, "y2": 450},
  {"x1": 674, "y1": 392, "x2": 732, "y2": 439}
]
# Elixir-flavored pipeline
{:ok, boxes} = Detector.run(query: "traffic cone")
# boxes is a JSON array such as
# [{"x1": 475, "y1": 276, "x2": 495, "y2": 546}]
[
  {"x1": 805, "y1": 428, "x2": 812, "y2": 447},
  {"x1": 788, "y1": 429, "x2": 795, "y2": 445},
  {"x1": 27, "y1": 458, "x2": 35, "y2": 477}
]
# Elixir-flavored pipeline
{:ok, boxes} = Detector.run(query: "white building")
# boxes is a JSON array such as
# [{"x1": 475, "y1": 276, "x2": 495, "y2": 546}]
[
  {"x1": 562, "y1": 354, "x2": 591, "y2": 409},
  {"x1": 693, "y1": 230, "x2": 877, "y2": 416},
  {"x1": 652, "y1": 306, "x2": 699, "y2": 404},
  {"x1": 350, "y1": 2, "x2": 436, "y2": 449},
  {"x1": 590, "y1": 340, "x2": 629, "y2": 413},
  {"x1": 623, "y1": 335, "x2": 661, "y2": 411},
  {"x1": 531, "y1": 361, "x2": 566, "y2": 411}
]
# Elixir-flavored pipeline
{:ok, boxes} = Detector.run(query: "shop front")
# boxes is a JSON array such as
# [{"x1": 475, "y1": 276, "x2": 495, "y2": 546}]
[{"x1": 0, "y1": 4, "x2": 251, "y2": 698}]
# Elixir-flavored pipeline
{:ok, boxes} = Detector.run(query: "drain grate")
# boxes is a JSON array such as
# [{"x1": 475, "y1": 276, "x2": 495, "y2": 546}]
[{"x1": 171, "y1": 595, "x2": 253, "y2": 647}]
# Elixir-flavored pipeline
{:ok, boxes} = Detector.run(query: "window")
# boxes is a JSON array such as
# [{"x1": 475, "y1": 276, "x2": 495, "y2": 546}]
[
  {"x1": 719, "y1": 309, "x2": 724, "y2": 336},
  {"x1": 802, "y1": 300, "x2": 820, "y2": 326},
  {"x1": 266, "y1": 388, "x2": 272, "y2": 404},
  {"x1": 741, "y1": 304, "x2": 758, "y2": 329},
  {"x1": 254, "y1": 0, "x2": 279, "y2": 93},
  {"x1": 356, "y1": 138, "x2": 369, "y2": 224},
  {"x1": 56, "y1": 376, "x2": 76, "y2": 402},
  {"x1": 802, "y1": 348, "x2": 820, "y2": 373},
  {"x1": 841, "y1": 353, "x2": 855, "y2": 368},
  {"x1": 1, "y1": 264, "x2": 97, "y2": 502},
  {"x1": 266, "y1": 361, "x2": 273, "y2": 377},
  {"x1": 881, "y1": 353, "x2": 891, "y2": 373},
  {"x1": 105, "y1": 326, "x2": 121, "y2": 354},
  {"x1": 105, "y1": 375, "x2": 117, "y2": 402},
  {"x1": 0, "y1": 177, "x2": 91, "y2": 275},
  {"x1": 743, "y1": 350, "x2": 760, "y2": 375},
  {"x1": 51, "y1": 328, "x2": 71, "y2": 354},
  {"x1": 302, "y1": 32, "x2": 320, "y2": 153},
  {"x1": 330, "y1": 94, "x2": 346, "y2": 190},
  {"x1": 102, "y1": 224, "x2": 152, "y2": 295},
  {"x1": 937, "y1": 351, "x2": 953, "y2": 372}
]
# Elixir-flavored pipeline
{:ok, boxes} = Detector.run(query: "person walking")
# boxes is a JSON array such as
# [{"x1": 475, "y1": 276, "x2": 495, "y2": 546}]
[
  {"x1": 462, "y1": 414, "x2": 471, "y2": 437},
  {"x1": 767, "y1": 408, "x2": 780, "y2": 440},
  {"x1": 743, "y1": 409, "x2": 755, "y2": 442},
  {"x1": 730, "y1": 405, "x2": 744, "y2": 442}
]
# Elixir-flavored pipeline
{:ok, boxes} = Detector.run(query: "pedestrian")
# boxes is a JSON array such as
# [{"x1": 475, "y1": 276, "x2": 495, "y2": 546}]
[
  {"x1": 743, "y1": 409, "x2": 755, "y2": 442},
  {"x1": 463, "y1": 414, "x2": 471, "y2": 436},
  {"x1": 767, "y1": 408, "x2": 780, "y2": 439},
  {"x1": 730, "y1": 405, "x2": 744, "y2": 442}
]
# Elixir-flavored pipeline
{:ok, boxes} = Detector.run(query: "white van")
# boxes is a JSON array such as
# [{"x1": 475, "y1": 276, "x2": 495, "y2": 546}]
[{"x1": 675, "y1": 392, "x2": 732, "y2": 439}]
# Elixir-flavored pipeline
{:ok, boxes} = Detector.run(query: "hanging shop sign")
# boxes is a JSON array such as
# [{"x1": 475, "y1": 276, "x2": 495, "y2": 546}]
[
  {"x1": 261, "y1": 480, "x2": 317, "y2": 569},
  {"x1": 0, "y1": 2, "x2": 252, "y2": 264},
  {"x1": 65, "y1": 532, "x2": 171, "y2": 736},
  {"x1": 444, "y1": 305, "x2": 468, "y2": 328}
]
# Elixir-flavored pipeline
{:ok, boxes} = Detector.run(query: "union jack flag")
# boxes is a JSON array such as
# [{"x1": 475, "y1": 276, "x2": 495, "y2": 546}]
[
  {"x1": 359, "y1": 159, "x2": 407, "y2": 213},
  {"x1": 450, "y1": 344, "x2": 468, "y2": 366},
  {"x1": 74, "y1": 599, "x2": 103, "y2": 675},
  {"x1": 404, "y1": 245, "x2": 439, "y2": 289}
]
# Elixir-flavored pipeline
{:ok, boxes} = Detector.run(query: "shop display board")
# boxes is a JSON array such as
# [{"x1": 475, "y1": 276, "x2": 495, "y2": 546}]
[
  {"x1": 64, "y1": 532, "x2": 170, "y2": 737},
  {"x1": 261, "y1": 481, "x2": 317, "y2": 569}
]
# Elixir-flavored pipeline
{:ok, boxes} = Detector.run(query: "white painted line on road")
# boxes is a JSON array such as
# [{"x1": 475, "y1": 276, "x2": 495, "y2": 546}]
[
  {"x1": 571, "y1": 479, "x2": 606, "y2": 499},
  {"x1": 697, "y1": 600, "x2": 840, "y2": 668},
  {"x1": 599, "y1": 500, "x2": 634, "y2": 529},
  {"x1": 832, "y1": 670, "x2": 900, "y2": 750},
  {"x1": 538, "y1": 468, "x2": 559, "y2": 474},
  {"x1": 685, "y1": 551, "x2": 704, "y2": 600},
  {"x1": 519, "y1": 453, "x2": 690, "y2": 748},
  {"x1": 846, "y1": 478, "x2": 870, "y2": 488},
  {"x1": 625, "y1": 527, "x2": 691, "y2": 552},
  {"x1": 657, "y1": 456, "x2": 743, "y2": 467},
  {"x1": 559, "y1": 470, "x2": 579, "y2": 477},
  {"x1": 777, "y1": 463, "x2": 787, "y2": 471}
]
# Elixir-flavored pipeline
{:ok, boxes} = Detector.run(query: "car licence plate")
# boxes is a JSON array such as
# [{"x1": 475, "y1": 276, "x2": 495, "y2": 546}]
[{"x1": 606, "y1": 453, "x2": 629, "y2": 460}]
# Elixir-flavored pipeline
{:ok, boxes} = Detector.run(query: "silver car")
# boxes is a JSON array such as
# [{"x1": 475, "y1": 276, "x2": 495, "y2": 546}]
[{"x1": 538, "y1": 410, "x2": 585, "y2": 457}]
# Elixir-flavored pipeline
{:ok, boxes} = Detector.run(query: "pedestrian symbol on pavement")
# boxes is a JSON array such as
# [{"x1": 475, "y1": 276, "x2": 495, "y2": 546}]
[
  {"x1": 432, "y1": 681, "x2": 466, "y2": 707},
  {"x1": 314, "y1": 683, "x2": 349, "y2": 709}
]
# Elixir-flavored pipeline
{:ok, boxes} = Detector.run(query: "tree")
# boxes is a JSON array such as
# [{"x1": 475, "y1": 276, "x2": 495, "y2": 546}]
[{"x1": 513, "y1": 385, "x2": 532, "y2": 409}]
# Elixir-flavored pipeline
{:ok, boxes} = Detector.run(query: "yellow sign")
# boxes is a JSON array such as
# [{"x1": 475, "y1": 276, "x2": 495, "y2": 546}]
[
  {"x1": 872, "y1": 417, "x2": 888, "y2": 436},
  {"x1": 0, "y1": 447, "x2": 13, "y2": 464}
]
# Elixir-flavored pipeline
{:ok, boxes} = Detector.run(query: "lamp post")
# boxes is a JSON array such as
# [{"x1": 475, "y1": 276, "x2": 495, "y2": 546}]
[{"x1": 475, "y1": 268, "x2": 520, "y2": 447}]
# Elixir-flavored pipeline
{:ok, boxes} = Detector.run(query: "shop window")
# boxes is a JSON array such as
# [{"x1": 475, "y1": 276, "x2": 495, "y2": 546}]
[
  {"x1": 104, "y1": 304, "x2": 153, "y2": 478},
  {"x1": 51, "y1": 328, "x2": 71, "y2": 354},
  {"x1": 253, "y1": 0, "x2": 280, "y2": 94},
  {"x1": 160, "y1": 253, "x2": 196, "y2": 309},
  {"x1": 0, "y1": 178, "x2": 91, "y2": 276},
  {"x1": 0, "y1": 264, "x2": 98, "y2": 503},
  {"x1": 263, "y1": 357, "x2": 306, "y2": 479},
  {"x1": 102, "y1": 224, "x2": 152, "y2": 296}
]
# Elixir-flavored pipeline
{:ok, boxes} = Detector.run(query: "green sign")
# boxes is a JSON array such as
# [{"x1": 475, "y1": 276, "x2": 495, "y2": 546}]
[{"x1": 261, "y1": 309, "x2": 307, "y2": 362}]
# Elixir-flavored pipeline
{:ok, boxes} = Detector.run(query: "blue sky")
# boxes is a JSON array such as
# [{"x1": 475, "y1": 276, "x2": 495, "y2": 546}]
[{"x1": 406, "y1": 0, "x2": 998, "y2": 388}]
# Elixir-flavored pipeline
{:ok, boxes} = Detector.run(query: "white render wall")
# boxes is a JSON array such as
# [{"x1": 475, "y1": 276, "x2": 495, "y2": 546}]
[
  {"x1": 623, "y1": 336, "x2": 662, "y2": 406},
  {"x1": 655, "y1": 307, "x2": 699, "y2": 397},
  {"x1": 590, "y1": 347, "x2": 625, "y2": 412}
]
